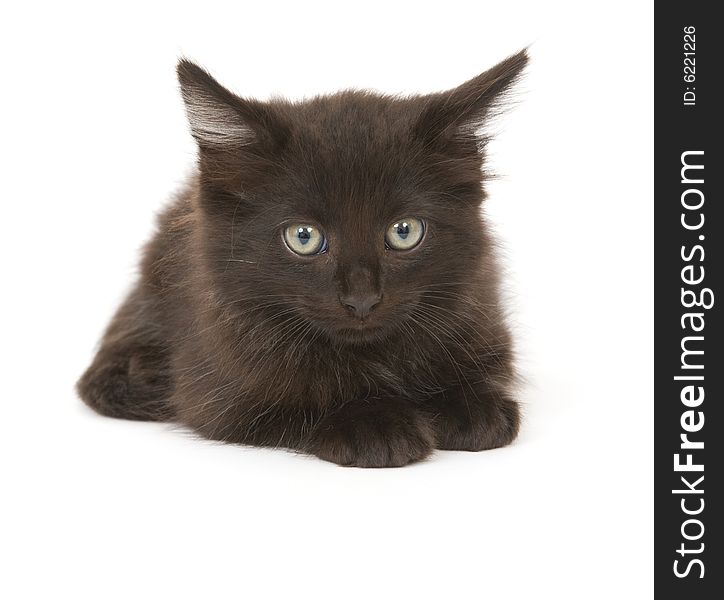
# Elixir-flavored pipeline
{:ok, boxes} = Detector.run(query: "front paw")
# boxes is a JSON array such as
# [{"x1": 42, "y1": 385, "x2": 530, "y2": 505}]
[
  {"x1": 433, "y1": 394, "x2": 520, "y2": 452},
  {"x1": 308, "y1": 400, "x2": 435, "y2": 468}
]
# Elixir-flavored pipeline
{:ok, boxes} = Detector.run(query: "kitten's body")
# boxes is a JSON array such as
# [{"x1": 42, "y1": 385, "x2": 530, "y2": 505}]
[{"x1": 78, "y1": 52, "x2": 527, "y2": 467}]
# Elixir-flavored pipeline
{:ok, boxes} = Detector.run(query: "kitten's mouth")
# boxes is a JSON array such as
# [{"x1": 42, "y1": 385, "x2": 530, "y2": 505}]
[
  {"x1": 333, "y1": 321, "x2": 386, "y2": 343},
  {"x1": 304, "y1": 307, "x2": 394, "y2": 344}
]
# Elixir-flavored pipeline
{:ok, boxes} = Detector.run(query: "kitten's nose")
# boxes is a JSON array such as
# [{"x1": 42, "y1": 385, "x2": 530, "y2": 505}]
[{"x1": 339, "y1": 292, "x2": 382, "y2": 320}]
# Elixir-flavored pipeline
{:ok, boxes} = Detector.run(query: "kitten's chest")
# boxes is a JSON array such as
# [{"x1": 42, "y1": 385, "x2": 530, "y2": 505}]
[{"x1": 275, "y1": 343, "x2": 438, "y2": 408}]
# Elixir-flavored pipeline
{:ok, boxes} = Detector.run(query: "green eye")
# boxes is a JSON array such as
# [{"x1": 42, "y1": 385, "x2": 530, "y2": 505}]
[
  {"x1": 385, "y1": 218, "x2": 425, "y2": 251},
  {"x1": 284, "y1": 224, "x2": 327, "y2": 255}
]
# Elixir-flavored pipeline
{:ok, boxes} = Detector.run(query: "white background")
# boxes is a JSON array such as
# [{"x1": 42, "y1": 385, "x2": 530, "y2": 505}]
[{"x1": 1, "y1": 1, "x2": 653, "y2": 598}]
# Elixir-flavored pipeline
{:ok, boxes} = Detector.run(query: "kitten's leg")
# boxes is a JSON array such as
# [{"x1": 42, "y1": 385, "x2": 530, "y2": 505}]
[
  {"x1": 77, "y1": 288, "x2": 174, "y2": 422},
  {"x1": 306, "y1": 398, "x2": 435, "y2": 468},
  {"x1": 425, "y1": 380, "x2": 520, "y2": 452}
]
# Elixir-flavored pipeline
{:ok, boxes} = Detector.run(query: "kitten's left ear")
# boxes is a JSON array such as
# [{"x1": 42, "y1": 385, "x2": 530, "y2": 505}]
[
  {"x1": 415, "y1": 49, "x2": 529, "y2": 144},
  {"x1": 177, "y1": 59, "x2": 288, "y2": 151}
]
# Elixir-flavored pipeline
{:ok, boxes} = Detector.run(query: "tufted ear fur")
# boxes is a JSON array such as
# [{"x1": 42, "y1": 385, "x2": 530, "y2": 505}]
[
  {"x1": 177, "y1": 59, "x2": 293, "y2": 197},
  {"x1": 177, "y1": 59, "x2": 288, "y2": 151},
  {"x1": 415, "y1": 49, "x2": 528, "y2": 145}
]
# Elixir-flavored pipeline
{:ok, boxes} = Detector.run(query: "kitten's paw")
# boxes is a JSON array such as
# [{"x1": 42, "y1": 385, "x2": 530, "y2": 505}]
[
  {"x1": 433, "y1": 396, "x2": 520, "y2": 452},
  {"x1": 77, "y1": 345, "x2": 173, "y2": 422},
  {"x1": 308, "y1": 400, "x2": 435, "y2": 468}
]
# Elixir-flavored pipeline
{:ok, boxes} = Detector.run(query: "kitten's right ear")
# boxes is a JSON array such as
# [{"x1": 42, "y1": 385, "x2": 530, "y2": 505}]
[
  {"x1": 177, "y1": 59, "x2": 286, "y2": 150},
  {"x1": 414, "y1": 49, "x2": 529, "y2": 146}
]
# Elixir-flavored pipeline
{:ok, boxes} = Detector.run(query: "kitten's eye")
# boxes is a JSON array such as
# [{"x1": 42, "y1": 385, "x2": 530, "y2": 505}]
[
  {"x1": 284, "y1": 224, "x2": 327, "y2": 256},
  {"x1": 385, "y1": 218, "x2": 425, "y2": 251}
]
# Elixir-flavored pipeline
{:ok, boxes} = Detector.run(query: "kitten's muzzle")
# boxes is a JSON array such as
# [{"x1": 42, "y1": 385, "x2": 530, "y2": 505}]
[{"x1": 339, "y1": 292, "x2": 382, "y2": 321}]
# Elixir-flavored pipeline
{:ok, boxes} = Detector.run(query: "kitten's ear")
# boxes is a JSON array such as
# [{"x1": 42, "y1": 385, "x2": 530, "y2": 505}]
[
  {"x1": 177, "y1": 59, "x2": 287, "y2": 150},
  {"x1": 415, "y1": 49, "x2": 528, "y2": 144}
]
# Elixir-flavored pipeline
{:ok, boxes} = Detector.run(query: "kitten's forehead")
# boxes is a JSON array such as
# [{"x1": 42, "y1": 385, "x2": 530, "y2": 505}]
[
  {"x1": 296, "y1": 91, "x2": 417, "y2": 138},
  {"x1": 281, "y1": 92, "x2": 424, "y2": 220}
]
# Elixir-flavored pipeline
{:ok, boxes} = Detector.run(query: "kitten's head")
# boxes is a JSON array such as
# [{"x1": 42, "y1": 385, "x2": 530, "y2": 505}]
[{"x1": 177, "y1": 51, "x2": 527, "y2": 344}]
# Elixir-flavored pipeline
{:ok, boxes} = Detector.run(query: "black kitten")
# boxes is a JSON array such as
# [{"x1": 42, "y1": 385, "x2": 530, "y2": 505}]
[{"x1": 78, "y1": 51, "x2": 528, "y2": 467}]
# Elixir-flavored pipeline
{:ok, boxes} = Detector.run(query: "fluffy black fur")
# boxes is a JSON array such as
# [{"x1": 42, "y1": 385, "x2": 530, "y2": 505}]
[{"x1": 78, "y1": 51, "x2": 528, "y2": 467}]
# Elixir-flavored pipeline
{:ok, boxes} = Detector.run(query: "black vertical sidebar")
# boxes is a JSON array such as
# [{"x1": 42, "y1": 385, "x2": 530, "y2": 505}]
[{"x1": 655, "y1": 4, "x2": 721, "y2": 598}]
